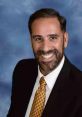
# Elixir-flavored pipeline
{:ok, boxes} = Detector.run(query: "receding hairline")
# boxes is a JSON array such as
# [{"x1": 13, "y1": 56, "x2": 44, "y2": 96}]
[{"x1": 28, "y1": 8, "x2": 66, "y2": 33}]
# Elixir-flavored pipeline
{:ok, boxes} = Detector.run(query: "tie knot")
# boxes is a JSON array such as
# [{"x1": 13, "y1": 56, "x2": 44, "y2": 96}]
[{"x1": 40, "y1": 77, "x2": 46, "y2": 86}]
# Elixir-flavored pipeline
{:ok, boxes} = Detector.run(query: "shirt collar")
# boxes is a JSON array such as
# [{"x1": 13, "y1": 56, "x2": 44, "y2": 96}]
[{"x1": 38, "y1": 56, "x2": 65, "y2": 90}]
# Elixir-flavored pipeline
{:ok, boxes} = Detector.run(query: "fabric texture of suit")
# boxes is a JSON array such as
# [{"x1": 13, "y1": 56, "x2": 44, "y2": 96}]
[{"x1": 7, "y1": 57, "x2": 82, "y2": 117}]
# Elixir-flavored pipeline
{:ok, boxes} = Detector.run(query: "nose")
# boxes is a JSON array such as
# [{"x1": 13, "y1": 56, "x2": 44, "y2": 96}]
[{"x1": 42, "y1": 39, "x2": 51, "y2": 52}]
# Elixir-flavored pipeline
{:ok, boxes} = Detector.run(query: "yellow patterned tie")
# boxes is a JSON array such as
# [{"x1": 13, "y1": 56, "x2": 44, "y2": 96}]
[{"x1": 29, "y1": 77, "x2": 46, "y2": 117}]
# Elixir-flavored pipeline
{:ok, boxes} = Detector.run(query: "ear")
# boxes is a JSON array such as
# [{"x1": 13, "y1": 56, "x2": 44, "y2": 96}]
[{"x1": 64, "y1": 32, "x2": 68, "y2": 48}]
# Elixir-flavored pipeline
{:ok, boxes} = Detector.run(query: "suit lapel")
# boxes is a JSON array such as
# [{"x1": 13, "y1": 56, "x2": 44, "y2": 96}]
[
  {"x1": 42, "y1": 58, "x2": 70, "y2": 117},
  {"x1": 22, "y1": 59, "x2": 38, "y2": 116}
]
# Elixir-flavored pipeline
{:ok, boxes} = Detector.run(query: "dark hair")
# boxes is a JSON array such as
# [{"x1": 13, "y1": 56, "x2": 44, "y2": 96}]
[{"x1": 28, "y1": 8, "x2": 66, "y2": 34}]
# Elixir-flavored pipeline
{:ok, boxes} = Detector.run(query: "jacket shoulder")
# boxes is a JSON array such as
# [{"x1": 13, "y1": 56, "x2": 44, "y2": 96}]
[
  {"x1": 14, "y1": 58, "x2": 37, "y2": 70},
  {"x1": 16, "y1": 58, "x2": 37, "y2": 65},
  {"x1": 70, "y1": 61, "x2": 82, "y2": 77},
  {"x1": 68, "y1": 60, "x2": 82, "y2": 91},
  {"x1": 13, "y1": 58, "x2": 38, "y2": 80}
]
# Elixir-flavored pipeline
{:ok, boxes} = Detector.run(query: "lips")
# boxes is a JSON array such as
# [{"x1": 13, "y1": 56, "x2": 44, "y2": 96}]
[{"x1": 41, "y1": 53, "x2": 54, "y2": 62}]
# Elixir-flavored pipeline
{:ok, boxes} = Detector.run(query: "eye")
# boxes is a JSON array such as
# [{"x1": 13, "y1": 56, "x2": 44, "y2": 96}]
[
  {"x1": 32, "y1": 36, "x2": 43, "y2": 42},
  {"x1": 49, "y1": 36, "x2": 58, "y2": 41}
]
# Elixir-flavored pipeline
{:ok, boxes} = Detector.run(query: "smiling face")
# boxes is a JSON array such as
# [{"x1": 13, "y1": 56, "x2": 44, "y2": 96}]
[{"x1": 30, "y1": 17, "x2": 68, "y2": 75}]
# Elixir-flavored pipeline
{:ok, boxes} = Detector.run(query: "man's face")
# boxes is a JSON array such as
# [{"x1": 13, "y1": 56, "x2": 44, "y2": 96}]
[{"x1": 30, "y1": 17, "x2": 68, "y2": 75}]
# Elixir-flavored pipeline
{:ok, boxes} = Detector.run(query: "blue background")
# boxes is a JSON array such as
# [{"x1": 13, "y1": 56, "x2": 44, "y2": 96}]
[{"x1": 0, "y1": 0, "x2": 82, "y2": 116}]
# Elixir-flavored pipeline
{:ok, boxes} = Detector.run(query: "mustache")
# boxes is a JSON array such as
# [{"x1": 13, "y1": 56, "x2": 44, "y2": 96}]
[{"x1": 37, "y1": 49, "x2": 59, "y2": 55}]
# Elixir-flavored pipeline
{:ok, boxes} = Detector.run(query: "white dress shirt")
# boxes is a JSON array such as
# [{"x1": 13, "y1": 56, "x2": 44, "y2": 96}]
[{"x1": 25, "y1": 56, "x2": 65, "y2": 117}]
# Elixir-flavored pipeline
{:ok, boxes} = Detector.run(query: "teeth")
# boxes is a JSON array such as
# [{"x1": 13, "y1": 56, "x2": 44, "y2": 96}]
[{"x1": 42, "y1": 53, "x2": 53, "y2": 59}]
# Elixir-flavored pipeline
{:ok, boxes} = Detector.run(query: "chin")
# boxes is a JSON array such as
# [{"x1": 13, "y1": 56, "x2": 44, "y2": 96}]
[{"x1": 39, "y1": 60, "x2": 59, "y2": 75}]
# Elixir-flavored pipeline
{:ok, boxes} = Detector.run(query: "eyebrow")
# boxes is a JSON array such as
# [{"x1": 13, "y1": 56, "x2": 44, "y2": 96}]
[
  {"x1": 32, "y1": 34, "x2": 60, "y2": 39},
  {"x1": 47, "y1": 34, "x2": 59, "y2": 37},
  {"x1": 32, "y1": 35, "x2": 42, "y2": 38}
]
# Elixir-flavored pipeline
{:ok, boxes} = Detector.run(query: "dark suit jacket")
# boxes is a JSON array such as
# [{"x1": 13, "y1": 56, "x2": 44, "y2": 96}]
[{"x1": 7, "y1": 57, "x2": 82, "y2": 117}]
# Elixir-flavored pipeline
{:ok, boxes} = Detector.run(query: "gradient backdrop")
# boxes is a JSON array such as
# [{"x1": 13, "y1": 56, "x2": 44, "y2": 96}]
[{"x1": 0, "y1": 0, "x2": 82, "y2": 116}]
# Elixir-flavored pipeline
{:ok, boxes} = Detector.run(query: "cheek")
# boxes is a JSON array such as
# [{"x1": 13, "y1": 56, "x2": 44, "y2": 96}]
[
  {"x1": 55, "y1": 41, "x2": 64, "y2": 52},
  {"x1": 32, "y1": 43, "x2": 41, "y2": 53}
]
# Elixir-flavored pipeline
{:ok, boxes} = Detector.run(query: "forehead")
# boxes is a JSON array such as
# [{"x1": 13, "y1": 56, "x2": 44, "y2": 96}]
[
  {"x1": 32, "y1": 17, "x2": 60, "y2": 26},
  {"x1": 31, "y1": 17, "x2": 62, "y2": 35}
]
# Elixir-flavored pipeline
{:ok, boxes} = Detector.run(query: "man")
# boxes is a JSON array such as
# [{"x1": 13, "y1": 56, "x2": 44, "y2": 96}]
[{"x1": 7, "y1": 8, "x2": 82, "y2": 117}]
